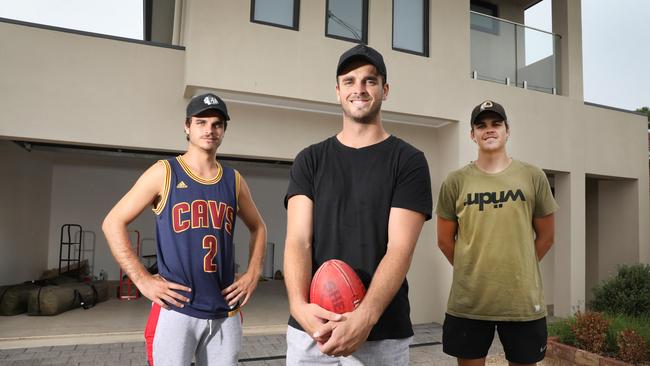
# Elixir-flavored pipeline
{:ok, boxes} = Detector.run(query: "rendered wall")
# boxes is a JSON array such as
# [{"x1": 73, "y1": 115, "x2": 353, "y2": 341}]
[
  {"x1": 0, "y1": 21, "x2": 187, "y2": 152},
  {"x1": 45, "y1": 157, "x2": 156, "y2": 281},
  {"x1": 182, "y1": 0, "x2": 471, "y2": 122},
  {"x1": 585, "y1": 178, "x2": 599, "y2": 302},
  {"x1": 0, "y1": 141, "x2": 52, "y2": 285},
  {"x1": 231, "y1": 162, "x2": 291, "y2": 276},
  {"x1": 585, "y1": 178, "x2": 640, "y2": 302},
  {"x1": 597, "y1": 180, "x2": 640, "y2": 279}
]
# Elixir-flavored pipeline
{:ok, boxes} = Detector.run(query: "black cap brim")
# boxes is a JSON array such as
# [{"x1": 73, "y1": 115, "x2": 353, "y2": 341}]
[{"x1": 188, "y1": 106, "x2": 230, "y2": 121}]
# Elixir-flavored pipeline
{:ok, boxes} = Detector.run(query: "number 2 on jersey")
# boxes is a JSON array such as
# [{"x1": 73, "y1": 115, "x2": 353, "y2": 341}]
[{"x1": 202, "y1": 235, "x2": 218, "y2": 272}]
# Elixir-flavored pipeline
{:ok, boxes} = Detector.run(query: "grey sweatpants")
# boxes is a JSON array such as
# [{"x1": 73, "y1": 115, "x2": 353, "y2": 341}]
[
  {"x1": 286, "y1": 325, "x2": 412, "y2": 365},
  {"x1": 151, "y1": 307, "x2": 242, "y2": 366}
]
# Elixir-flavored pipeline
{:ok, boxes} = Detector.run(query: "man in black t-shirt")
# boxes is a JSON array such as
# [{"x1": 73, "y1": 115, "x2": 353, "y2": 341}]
[{"x1": 283, "y1": 44, "x2": 433, "y2": 365}]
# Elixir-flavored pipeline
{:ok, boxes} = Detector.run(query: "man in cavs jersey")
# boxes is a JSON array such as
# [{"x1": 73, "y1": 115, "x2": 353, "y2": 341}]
[{"x1": 103, "y1": 93, "x2": 267, "y2": 366}]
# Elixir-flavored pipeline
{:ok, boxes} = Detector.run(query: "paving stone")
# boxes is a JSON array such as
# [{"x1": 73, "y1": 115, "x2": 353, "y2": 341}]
[
  {"x1": 0, "y1": 350, "x2": 24, "y2": 356},
  {"x1": 40, "y1": 358, "x2": 71, "y2": 365},
  {"x1": 74, "y1": 345, "x2": 100, "y2": 351},
  {"x1": 7, "y1": 361, "x2": 40, "y2": 366},
  {"x1": 120, "y1": 352, "x2": 145, "y2": 361},
  {"x1": 29, "y1": 351, "x2": 60, "y2": 359},
  {"x1": 58, "y1": 350, "x2": 85, "y2": 358},
  {"x1": 84, "y1": 348, "x2": 112, "y2": 355},
  {"x1": 25, "y1": 346, "x2": 52, "y2": 354},
  {"x1": 0, "y1": 322, "x2": 510, "y2": 365},
  {"x1": 99, "y1": 343, "x2": 123, "y2": 349},
  {"x1": 51, "y1": 345, "x2": 75, "y2": 352},
  {"x1": 3, "y1": 353, "x2": 34, "y2": 361},
  {"x1": 67, "y1": 354, "x2": 96, "y2": 363}
]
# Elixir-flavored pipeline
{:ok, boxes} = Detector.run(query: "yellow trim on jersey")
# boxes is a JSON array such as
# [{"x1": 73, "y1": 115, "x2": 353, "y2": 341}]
[
  {"x1": 152, "y1": 160, "x2": 171, "y2": 215},
  {"x1": 235, "y1": 170, "x2": 241, "y2": 212},
  {"x1": 227, "y1": 307, "x2": 241, "y2": 317},
  {"x1": 176, "y1": 156, "x2": 223, "y2": 185}
]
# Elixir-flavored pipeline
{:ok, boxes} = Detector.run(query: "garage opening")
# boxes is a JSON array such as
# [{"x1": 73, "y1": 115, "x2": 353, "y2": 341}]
[{"x1": 0, "y1": 139, "x2": 290, "y2": 346}]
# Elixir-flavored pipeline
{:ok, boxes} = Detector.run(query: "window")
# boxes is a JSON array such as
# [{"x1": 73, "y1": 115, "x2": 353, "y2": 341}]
[
  {"x1": 470, "y1": 0, "x2": 499, "y2": 34},
  {"x1": 251, "y1": 0, "x2": 300, "y2": 30},
  {"x1": 326, "y1": 0, "x2": 368, "y2": 44},
  {"x1": 392, "y1": 0, "x2": 428, "y2": 56},
  {"x1": 524, "y1": 0, "x2": 553, "y2": 65}
]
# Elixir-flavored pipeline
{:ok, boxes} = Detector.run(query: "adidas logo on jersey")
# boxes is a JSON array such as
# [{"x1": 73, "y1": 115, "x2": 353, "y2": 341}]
[{"x1": 176, "y1": 181, "x2": 188, "y2": 189}]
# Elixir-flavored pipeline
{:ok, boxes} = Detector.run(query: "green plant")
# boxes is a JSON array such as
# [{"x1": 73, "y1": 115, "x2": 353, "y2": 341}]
[
  {"x1": 617, "y1": 329, "x2": 648, "y2": 364},
  {"x1": 608, "y1": 314, "x2": 650, "y2": 355},
  {"x1": 548, "y1": 317, "x2": 577, "y2": 346},
  {"x1": 549, "y1": 312, "x2": 650, "y2": 361},
  {"x1": 572, "y1": 311, "x2": 609, "y2": 354},
  {"x1": 591, "y1": 264, "x2": 650, "y2": 317}
]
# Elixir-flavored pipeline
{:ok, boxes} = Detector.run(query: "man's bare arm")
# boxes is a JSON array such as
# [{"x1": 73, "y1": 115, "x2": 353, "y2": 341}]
[
  {"x1": 102, "y1": 162, "x2": 190, "y2": 308},
  {"x1": 222, "y1": 176, "x2": 267, "y2": 307},
  {"x1": 533, "y1": 213, "x2": 555, "y2": 260},
  {"x1": 436, "y1": 216, "x2": 458, "y2": 265},
  {"x1": 284, "y1": 195, "x2": 341, "y2": 341}
]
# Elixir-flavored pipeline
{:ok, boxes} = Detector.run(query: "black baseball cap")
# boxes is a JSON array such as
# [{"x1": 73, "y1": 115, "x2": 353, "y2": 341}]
[
  {"x1": 186, "y1": 93, "x2": 230, "y2": 121},
  {"x1": 470, "y1": 100, "x2": 507, "y2": 125},
  {"x1": 336, "y1": 44, "x2": 387, "y2": 82}
]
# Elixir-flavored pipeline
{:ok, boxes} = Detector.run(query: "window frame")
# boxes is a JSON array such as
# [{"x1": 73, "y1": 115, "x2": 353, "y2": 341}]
[
  {"x1": 470, "y1": 0, "x2": 499, "y2": 35},
  {"x1": 324, "y1": 0, "x2": 368, "y2": 44},
  {"x1": 391, "y1": 0, "x2": 429, "y2": 56},
  {"x1": 143, "y1": 0, "x2": 152, "y2": 41},
  {"x1": 250, "y1": 0, "x2": 300, "y2": 31}
]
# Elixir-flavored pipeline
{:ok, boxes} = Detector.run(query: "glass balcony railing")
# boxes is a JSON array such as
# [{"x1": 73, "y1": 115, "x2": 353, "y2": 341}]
[{"x1": 470, "y1": 11, "x2": 560, "y2": 94}]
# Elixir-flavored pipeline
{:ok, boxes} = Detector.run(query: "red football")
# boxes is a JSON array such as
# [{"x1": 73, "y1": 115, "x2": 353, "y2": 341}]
[{"x1": 309, "y1": 259, "x2": 366, "y2": 314}]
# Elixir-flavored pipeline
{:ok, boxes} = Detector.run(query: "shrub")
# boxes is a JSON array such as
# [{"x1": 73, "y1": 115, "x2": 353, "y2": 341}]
[
  {"x1": 548, "y1": 317, "x2": 577, "y2": 346},
  {"x1": 572, "y1": 311, "x2": 609, "y2": 354},
  {"x1": 591, "y1": 264, "x2": 650, "y2": 317},
  {"x1": 549, "y1": 312, "x2": 650, "y2": 361},
  {"x1": 617, "y1": 329, "x2": 648, "y2": 364},
  {"x1": 608, "y1": 314, "x2": 650, "y2": 353}
]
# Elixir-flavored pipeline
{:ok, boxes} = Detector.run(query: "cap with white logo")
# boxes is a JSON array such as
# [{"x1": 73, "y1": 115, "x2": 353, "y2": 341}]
[
  {"x1": 470, "y1": 100, "x2": 507, "y2": 125},
  {"x1": 186, "y1": 93, "x2": 230, "y2": 121}
]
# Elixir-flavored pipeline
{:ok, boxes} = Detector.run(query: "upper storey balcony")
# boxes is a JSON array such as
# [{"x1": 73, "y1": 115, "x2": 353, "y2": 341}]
[{"x1": 470, "y1": 9, "x2": 560, "y2": 95}]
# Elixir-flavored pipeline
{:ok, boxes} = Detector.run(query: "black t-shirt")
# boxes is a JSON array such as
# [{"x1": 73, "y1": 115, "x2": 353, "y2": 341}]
[{"x1": 285, "y1": 135, "x2": 432, "y2": 340}]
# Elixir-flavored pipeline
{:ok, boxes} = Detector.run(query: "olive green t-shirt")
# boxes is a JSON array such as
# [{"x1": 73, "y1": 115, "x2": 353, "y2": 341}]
[{"x1": 436, "y1": 160, "x2": 558, "y2": 321}]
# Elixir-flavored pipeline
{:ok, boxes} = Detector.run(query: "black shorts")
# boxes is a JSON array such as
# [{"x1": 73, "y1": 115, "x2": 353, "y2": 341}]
[{"x1": 442, "y1": 313, "x2": 548, "y2": 364}]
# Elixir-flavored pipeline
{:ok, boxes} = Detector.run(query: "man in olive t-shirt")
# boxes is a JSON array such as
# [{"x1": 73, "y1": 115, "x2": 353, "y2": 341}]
[{"x1": 436, "y1": 100, "x2": 558, "y2": 366}]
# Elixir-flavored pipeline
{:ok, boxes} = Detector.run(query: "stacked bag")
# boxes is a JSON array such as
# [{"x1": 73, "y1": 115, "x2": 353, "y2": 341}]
[
  {"x1": 1, "y1": 282, "x2": 42, "y2": 316},
  {"x1": 0, "y1": 278, "x2": 110, "y2": 316},
  {"x1": 28, "y1": 281, "x2": 110, "y2": 316}
]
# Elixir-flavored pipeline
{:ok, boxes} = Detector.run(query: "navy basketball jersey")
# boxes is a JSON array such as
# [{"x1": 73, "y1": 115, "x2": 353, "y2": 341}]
[{"x1": 153, "y1": 156, "x2": 240, "y2": 319}]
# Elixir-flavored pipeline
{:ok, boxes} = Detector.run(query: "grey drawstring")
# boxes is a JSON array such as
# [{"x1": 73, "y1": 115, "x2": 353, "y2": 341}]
[{"x1": 208, "y1": 319, "x2": 213, "y2": 336}]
